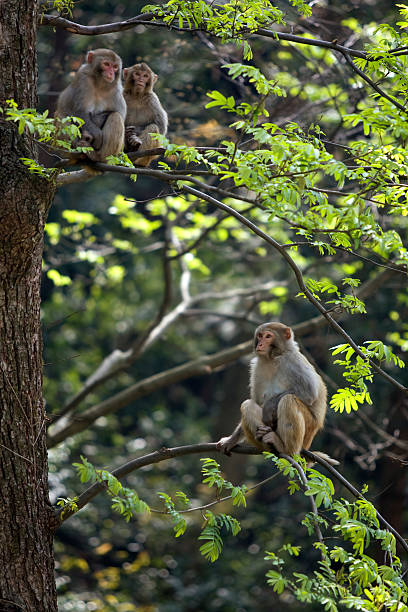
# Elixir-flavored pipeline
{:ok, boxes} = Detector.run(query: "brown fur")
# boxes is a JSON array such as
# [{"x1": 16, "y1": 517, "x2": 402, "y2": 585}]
[
  {"x1": 123, "y1": 63, "x2": 168, "y2": 167},
  {"x1": 217, "y1": 322, "x2": 339, "y2": 465},
  {"x1": 55, "y1": 49, "x2": 126, "y2": 164}
]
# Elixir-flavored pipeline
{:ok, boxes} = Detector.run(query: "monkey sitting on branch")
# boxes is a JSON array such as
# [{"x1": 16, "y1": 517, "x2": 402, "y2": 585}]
[
  {"x1": 217, "y1": 322, "x2": 339, "y2": 465},
  {"x1": 123, "y1": 62, "x2": 168, "y2": 167},
  {"x1": 55, "y1": 49, "x2": 126, "y2": 163}
]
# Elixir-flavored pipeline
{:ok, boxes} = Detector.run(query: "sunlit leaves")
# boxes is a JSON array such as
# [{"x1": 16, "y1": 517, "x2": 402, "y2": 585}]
[
  {"x1": 2, "y1": 99, "x2": 89, "y2": 154},
  {"x1": 223, "y1": 63, "x2": 286, "y2": 96},
  {"x1": 72, "y1": 456, "x2": 150, "y2": 521},
  {"x1": 303, "y1": 470, "x2": 335, "y2": 509},
  {"x1": 262, "y1": 467, "x2": 405, "y2": 609},
  {"x1": 47, "y1": 269, "x2": 72, "y2": 287},
  {"x1": 328, "y1": 338, "x2": 405, "y2": 413},
  {"x1": 56, "y1": 496, "x2": 79, "y2": 518},
  {"x1": 143, "y1": 0, "x2": 286, "y2": 39},
  {"x1": 330, "y1": 388, "x2": 369, "y2": 414}
]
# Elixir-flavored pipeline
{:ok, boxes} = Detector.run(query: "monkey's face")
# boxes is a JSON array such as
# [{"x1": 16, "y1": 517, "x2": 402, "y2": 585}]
[
  {"x1": 99, "y1": 59, "x2": 120, "y2": 83},
  {"x1": 255, "y1": 329, "x2": 276, "y2": 357},
  {"x1": 124, "y1": 64, "x2": 157, "y2": 94},
  {"x1": 254, "y1": 323, "x2": 292, "y2": 358},
  {"x1": 87, "y1": 50, "x2": 121, "y2": 83},
  {"x1": 132, "y1": 69, "x2": 151, "y2": 92}
]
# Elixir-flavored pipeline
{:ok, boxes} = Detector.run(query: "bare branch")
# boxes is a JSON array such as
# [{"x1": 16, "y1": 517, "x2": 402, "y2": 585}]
[
  {"x1": 40, "y1": 12, "x2": 156, "y2": 34},
  {"x1": 56, "y1": 169, "x2": 94, "y2": 185},
  {"x1": 49, "y1": 278, "x2": 282, "y2": 429},
  {"x1": 47, "y1": 267, "x2": 401, "y2": 446},
  {"x1": 47, "y1": 340, "x2": 252, "y2": 447}
]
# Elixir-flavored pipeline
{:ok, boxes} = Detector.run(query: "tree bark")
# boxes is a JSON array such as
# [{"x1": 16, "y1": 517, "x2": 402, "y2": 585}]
[{"x1": 0, "y1": 1, "x2": 57, "y2": 610}]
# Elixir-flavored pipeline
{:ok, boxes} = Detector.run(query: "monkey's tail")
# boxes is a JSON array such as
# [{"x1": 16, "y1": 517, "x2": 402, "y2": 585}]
[{"x1": 304, "y1": 450, "x2": 340, "y2": 467}]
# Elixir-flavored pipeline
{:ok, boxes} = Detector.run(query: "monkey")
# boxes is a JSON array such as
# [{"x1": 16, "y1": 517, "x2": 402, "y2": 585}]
[
  {"x1": 123, "y1": 62, "x2": 168, "y2": 167},
  {"x1": 217, "y1": 322, "x2": 339, "y2": 465},
  {"x1": 55, "y1": 49, "x2": 126, "y2": 162}
]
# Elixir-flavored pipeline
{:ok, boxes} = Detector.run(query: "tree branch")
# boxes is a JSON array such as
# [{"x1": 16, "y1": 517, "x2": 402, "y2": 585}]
[
  {"x1": 48, "y1": 279, "x2": 279, "y2": 431},
  {"x1": 40, "y1": 12, "x2": 156, "y2": 34},
  {"x1": 47, "y1": 267, "x2": 401, "y2": 447},
  {"x1": 303, "y1": 450, "x2": 408, "y2": 554},
  {"x1": 340, "y1": 51, "x2": 407, "y2": 114},
  {"x1": 56, "y1": 442, "x2": 259, "y2": 522},
  {"x1": 180, "y1": 185, "x2": 407, "y2": 395},
  {"x1": 47, "y1": 341, "x2": 253, "y2": 447},
  {"x1": 57, "y1": 443, "x2": 408, "y2": 557},
  {"x1": 283, "y1": 454, "x2": 323, "y2": 546},
  {"x1": 40, "y1": 13, "x2": 370, "y2": 61}
]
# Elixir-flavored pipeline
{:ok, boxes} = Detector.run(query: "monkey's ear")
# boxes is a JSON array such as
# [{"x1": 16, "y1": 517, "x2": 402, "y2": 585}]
[
  {"x1": 86, "y1": 51, "x2": 94, "y2": 64},
  {"x1": 284, "y1": 326, "x2": 292, "y2": 340},
  {"x1": 123, "y1": 68, "x2": 129, "y2": 79},
  {"x1": 152, "y1": 73, "x2": 158, "y2": 84}
]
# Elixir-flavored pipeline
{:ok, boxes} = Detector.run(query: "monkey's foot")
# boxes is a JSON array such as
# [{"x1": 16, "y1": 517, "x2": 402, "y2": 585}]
[
  {"x1": 127, "y1": 136, "x2": 142, "y2": 150},
  {"x1": 125, "y1": 127, "x2": 142, "y2": 150},
  {"x1": 255, "y1": 424, "x2": 272, "y2": 441}
]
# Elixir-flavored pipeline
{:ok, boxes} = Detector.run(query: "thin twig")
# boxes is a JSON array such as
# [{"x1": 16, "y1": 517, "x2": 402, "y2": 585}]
[{"x1": 150, "y1": 473, "x2": 280, "y2": 514}]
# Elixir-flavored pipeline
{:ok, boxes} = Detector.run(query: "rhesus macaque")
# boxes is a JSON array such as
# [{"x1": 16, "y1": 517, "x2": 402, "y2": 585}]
[
  {"x1": 217, "y1": 322, "x2": 339, "y2": 465},
  {"x1": 123, "y1": 62, "x2": 168, "y2": 167},
  {"x1": 55, "y1": 49, "x2": 126, "y2": 162}
]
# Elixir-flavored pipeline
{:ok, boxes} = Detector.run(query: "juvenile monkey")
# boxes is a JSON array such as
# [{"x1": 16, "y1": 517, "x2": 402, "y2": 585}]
[
  {"x1": 217, "y1": 322, "x2": 338, "y2": 465},
  {"x1": 123, "y1": 62, "x2": 168, "y2": 167},
  {"x1": 55, "y1": 49, "x2": 126, "y2": 162}
]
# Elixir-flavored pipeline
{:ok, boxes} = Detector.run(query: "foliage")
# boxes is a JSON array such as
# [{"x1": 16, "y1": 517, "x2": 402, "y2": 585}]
[
  {"x1": 329, "y1": 341, "x2": 405, "y2": 413},
  {"x1": 72, "y1": 456, "x2": 150, "y2": 520},
  {"x1": 1, "y1": 99, "x2": 87, "y2": 152},
  {"x1": 40, "y1": 0, "x2": 76, "y2": 17},
  {"x1": 265, "y1": 457, "x2": 407, "y2": 611},
  {"x1": 70, "y1": 456, "x2": 246, "y2": 563}
]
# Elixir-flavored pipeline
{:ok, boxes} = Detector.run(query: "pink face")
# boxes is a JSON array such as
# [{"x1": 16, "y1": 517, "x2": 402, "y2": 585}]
[
  {"x1": 101, "y1": 59, "x2": 119, "y2": 82},
  {"x1": 256, "y1": 330, "x2": 275, "y2": 356}
]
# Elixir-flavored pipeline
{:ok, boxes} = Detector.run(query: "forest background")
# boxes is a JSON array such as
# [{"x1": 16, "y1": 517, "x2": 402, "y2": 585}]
[{"x1": 1, "y1": 0, "x2": 408, "y2": 610}]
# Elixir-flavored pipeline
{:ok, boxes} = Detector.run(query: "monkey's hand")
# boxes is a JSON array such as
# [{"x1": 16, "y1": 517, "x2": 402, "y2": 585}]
[
  {"x1": 125, "y1": 126, "x2": 142, "y2": 150},
  {"x1": 255, "y1": 424, "x2": 274, "y2": 442},
  {"x1": 216, "y1": 436, "x2": 237, "y2": 456}
]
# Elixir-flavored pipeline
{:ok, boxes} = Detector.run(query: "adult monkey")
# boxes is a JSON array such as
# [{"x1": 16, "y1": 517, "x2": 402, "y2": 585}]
[
  {"x1": 123, "y1": 62, "x2": 168, "y2": 166},
  {"x1": 217, "y1": 322, "x2": 339, "y2": 465},
  {"x1": 55, "y1": 49, "x2": 126, "y2": 162}
]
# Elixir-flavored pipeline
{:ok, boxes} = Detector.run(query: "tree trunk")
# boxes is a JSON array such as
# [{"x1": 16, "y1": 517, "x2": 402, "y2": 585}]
[{"x1": 0, "y1": 1, "x2": 57, "y2": 610}]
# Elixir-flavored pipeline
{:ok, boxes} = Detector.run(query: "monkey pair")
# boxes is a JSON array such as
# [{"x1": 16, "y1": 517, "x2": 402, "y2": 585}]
[
  {"x1": 217, "y1": 322, "x2": 339, "y2": 465},
  {"x1": 55, "y1": 49, "x2": 168, "y2": 168}
]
